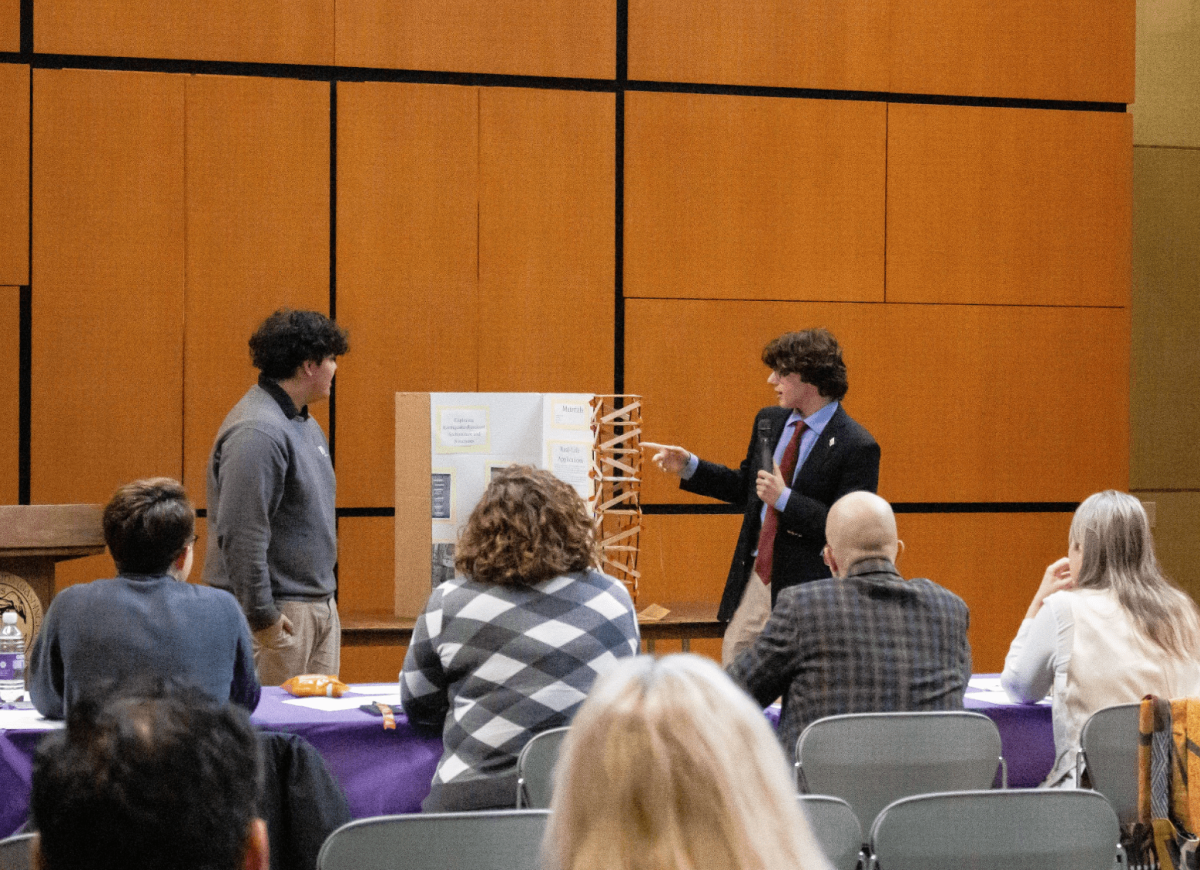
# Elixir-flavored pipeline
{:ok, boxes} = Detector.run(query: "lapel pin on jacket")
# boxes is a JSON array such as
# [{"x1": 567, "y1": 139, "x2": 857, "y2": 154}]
[{"x1": 829, "y1": 437, "x2": 835, "y2": 447}]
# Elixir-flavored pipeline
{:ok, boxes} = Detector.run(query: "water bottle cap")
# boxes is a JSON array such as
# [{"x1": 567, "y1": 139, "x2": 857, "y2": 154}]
[{"x1": 1, "y1": 611, "x2": 16, "y2": 624}]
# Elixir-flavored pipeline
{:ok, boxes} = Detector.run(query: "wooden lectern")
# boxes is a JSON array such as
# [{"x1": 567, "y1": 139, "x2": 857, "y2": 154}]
[{"x1": 0, "y1": 505, "x2": 106, "y2": 640}]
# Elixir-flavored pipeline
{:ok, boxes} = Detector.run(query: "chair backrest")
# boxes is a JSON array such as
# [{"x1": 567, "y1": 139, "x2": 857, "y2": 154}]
[
  {"x1": 795, "y1": 711, "x2": 1003, "y2": 830},
  {"x1": 1077, "y1": 702, "x2": 1141, "y2": 825},
  {"x1": 0, "y1": 833, "x2": 36, "y2": 870},
  {"x1": 868, "y1": 788, "x2": 1120, "y2": 870},
  {"x1": 317, "y1": 810, "x2": 550, "y2": 870},
  {"x1": 515, "y1": 726, "x2": 570, "y2": 809},
  {"x1": 797, "y1": 795, "x2": 863, "y2": 870}
]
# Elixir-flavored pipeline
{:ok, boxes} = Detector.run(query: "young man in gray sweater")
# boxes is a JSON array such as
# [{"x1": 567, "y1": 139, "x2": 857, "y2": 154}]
[{"x1": 205, "y1": 309, "x2": 350, "y2": 684}]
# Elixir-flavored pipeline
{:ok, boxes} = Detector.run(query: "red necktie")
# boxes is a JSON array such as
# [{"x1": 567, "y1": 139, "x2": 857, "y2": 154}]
[{"x1": 754, "y1": 420, "x2": 806, "y2": 585}]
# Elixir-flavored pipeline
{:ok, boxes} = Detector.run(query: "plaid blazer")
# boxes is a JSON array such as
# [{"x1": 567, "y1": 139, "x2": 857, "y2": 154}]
[{"x1": 727, "y1": 557, "x2": 972, "y2": 762}]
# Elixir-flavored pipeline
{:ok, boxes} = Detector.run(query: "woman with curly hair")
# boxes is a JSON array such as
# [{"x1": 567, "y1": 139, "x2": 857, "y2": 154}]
[
  {"x1": 544, "y1": 654, "x2": 831, "y2": 870},
  {"x1": 401, "y1": 465, "x2": 640, "y2": 811},
  {"x1": 1002, "y1": 490, "x2": 1200, "y2": 786}
]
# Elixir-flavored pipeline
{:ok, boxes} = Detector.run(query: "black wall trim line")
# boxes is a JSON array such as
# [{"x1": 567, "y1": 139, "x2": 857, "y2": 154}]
[
  {"x1": 18, "y1": 0, "x2": 32, "y2": 56},
  {"x1": 202, "y1": 502, "x2": 1078, "y2": 521},
  {"x1": 336, "y1": 507, "x2": 396, "y2": 518},
  {"x1": 0, "y1": 52, "x2": 1127, "y2": 113},
  {"x1": 17, "y1": 286, "x2": 31, "y2": 504},
  {"x1": 643, "y1": 501, "x2": 1079, "y2": 515}
]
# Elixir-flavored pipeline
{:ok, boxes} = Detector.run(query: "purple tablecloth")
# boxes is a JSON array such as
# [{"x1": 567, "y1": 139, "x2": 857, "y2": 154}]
[
  {"x1": 964, "y1": 684, "x2": 1055, "y2": 788},
  {"x1": 0, "y1": 676, "x2": 1053, "y2": 838},
  {"x1": 0, "y1": 687, "x2": 442, "y2": 838}
]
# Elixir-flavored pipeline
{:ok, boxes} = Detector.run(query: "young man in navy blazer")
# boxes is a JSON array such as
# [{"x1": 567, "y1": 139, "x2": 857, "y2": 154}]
[{"x1": 649, "y1": 328, "x2": 880, "y2": 664}]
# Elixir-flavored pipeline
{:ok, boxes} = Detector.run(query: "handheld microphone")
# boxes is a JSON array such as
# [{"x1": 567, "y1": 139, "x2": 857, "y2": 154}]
[{"x1": 757, "y1": 419, "x2": 773, "y2": 471}]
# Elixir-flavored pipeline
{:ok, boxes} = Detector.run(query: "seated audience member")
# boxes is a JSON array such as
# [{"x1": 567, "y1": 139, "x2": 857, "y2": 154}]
[
  {"x1": 29, "y1": 682, "x2": 268, "y2": 870},
  {"x1": 728, "y1": 490, "x2": 971, "y2": 761},
  {"x1": 543, "y1": 654, "x2": 831, "y2": 870},
  {"x1": 401, "y1": 465, "x2": 641, "y2": 812},
  {"x1": 28, "y1": 477, "x2": 260, "y2": 718},
  {"x1": 1002, "y1": 490, "x2": 1200, "y2": 786}
]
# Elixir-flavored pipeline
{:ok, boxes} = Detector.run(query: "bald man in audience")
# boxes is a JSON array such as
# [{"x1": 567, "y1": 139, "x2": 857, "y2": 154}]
[{"x1": 727, "y1": 491, "x2": 971, "y2": 762}]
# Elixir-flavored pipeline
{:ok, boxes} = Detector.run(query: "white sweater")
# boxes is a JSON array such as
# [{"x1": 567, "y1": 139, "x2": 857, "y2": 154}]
[{"x1": 1002, "y1": 587, "x2": 1200, "y2": 786}]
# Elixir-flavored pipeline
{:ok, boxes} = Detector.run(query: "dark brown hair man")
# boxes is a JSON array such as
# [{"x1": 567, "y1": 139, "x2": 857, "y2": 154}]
[
  {"x1": 647, "y1": 328, "x2": 880, "y2": 665},
  {"x1": 205, "y1": 309, "x2": 349, "y2": 685}
]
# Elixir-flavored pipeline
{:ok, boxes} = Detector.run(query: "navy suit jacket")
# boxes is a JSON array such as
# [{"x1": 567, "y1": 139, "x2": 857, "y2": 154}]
[{"x1": 682, "y1": 404, "x2": 880, "y2": 622}]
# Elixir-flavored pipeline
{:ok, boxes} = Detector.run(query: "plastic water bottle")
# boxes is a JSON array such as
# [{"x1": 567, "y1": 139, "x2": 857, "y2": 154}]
[{"x1": 0, "y1": 611, "x2": 25, "y2": 702}]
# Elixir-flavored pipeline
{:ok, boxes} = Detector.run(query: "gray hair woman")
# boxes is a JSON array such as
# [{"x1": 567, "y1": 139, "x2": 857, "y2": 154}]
[
  {"x1": 1002, "y1": 490, "x2": 1200, "y2": 786},
  {"x1": 544, "y1": 654, "x2": 830, "y2": 870}
]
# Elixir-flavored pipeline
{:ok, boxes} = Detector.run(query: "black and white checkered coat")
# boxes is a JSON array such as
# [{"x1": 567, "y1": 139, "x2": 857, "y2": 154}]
[{"x1": 401, "y1": 569, "x2": 640, "y2": 805}]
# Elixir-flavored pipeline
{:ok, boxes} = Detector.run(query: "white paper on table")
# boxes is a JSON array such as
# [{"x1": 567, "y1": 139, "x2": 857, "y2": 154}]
[
  {"x1": 967, "y1": 676, "x2": 1004, "y2": 692},
  {"x1": 351, "y1": 683, "x2": 402, "y2": 695},
  {"x1": 0, "y1": 707, "x2": 64, "y2": 731},
  {"x1": 282, "y1": 690, "x2": 401, "y2": 712},
  {"x1": 966, "y1": 689, "x2": 1052, "y2": 706}
]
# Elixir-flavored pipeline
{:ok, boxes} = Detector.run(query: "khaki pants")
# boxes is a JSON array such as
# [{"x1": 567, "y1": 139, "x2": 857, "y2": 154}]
[
  {"x1": 253, "y1": 597, "x2": 341, "y2": 686},
  {"x1": 721, "y1": 569, "x2": 772, "y2": 667}
]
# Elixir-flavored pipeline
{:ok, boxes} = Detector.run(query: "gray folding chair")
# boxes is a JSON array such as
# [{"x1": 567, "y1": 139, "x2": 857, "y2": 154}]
[
  {"x1": 797, "y1": 795, "x2": 863, "y2": 870},
  {"x1": 795, "y1": 711, "x2": 1005, "y2": 832},
  {"x1": 515, "y1": 726, "x2": 570, "y2": 809},
  {"x1": 0, "y1": 833, "x2": 36, "y2": 870},
  {"x1": 1076, "y1": 702, "x2": 1141, "y2": 825},
  {"x1": 867, "y1": 788, "x2": 1120, "y2": 870},
  {"x1": 317, "y1": 809, "x2": 550, "y2": 870}
]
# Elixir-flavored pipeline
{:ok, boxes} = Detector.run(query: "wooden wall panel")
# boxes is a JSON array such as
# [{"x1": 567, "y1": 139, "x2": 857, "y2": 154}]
[
  {"x1": 889, "y1": 0, "x2": 1134, "y2": 103},
  {"x1": 628, "y1": 299, "x2": 1128, "y2": 505},
  {"x1": 335, "y1": 0, "x2": 614, "y2": 79},
  {"x1": 888, "y1": 105, "x2": 1132, "y2": 307},
  {"x1": 341, "y1": 643, "x2": 407, "y2": 684},
  {"x1": 478, "y1": 88, "x2": 614, "y2": 392},
  {"x1": 638, "y1": 513, "x2": 742, "y2": 608},
  {"x1": 183, "y1": 75, "x2": 329, "y2": 504},
  {"x1": 337, "y1": 82, "x2": 479, "y2": 508},
  {"x1": 0, "y1": 286, "x2": 17, "y2": 504},
  {"x1": 1132, "y1": 491, "x2": 1200, "y2": 609},
  {"x1": 0, "y1": 64, "x2": 29, "y2": 286},
  {"x1": 32, "y1": 69, "x2": 185, "y2": 504},
  {"x1": 625, "y1": 93, "x2": 885, "y2": 302},
  {"x1": 339, "y1": 516, "x2": 404, "y2": 682},
  {"x1": 53, "y1": 552, "x2": 115, "y2": 592},
  {"x1": 1131, "y1": 147, "x2": 1200, "y2": 490},
  {"x1": 628, "y1": 0, "x2": 888, "y2": 91},
  {"x1": 897, "y1": 512, "x2": 1073, "y2": 673},
  {"x1": 337, "y1": 516, "x2": 396, "y2": 614},
  {"x1": 1135, "y1": 0, "x2": 1200, "y2": 148},
  {"x1": 0, "y1": 0, "x2": 17, "y2": 52},
  {"x1": 34, "y1": 0, "x2": 333, "y2": 65}
]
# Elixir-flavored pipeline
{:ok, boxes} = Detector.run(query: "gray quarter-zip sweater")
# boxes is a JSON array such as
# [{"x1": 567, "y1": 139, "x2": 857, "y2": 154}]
[{"x1": 204, "y1": 378, "x2": 337, "y2": 630}]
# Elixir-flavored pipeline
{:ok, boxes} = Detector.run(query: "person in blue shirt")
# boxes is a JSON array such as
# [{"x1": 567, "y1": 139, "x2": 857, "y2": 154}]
[{"x1": 28, "y1": 477, "x2": 260, "y2": 718}]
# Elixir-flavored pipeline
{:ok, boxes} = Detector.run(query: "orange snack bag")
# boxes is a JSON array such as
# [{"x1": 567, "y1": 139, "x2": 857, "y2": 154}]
[{"x1": 280, "y1": 674, "x2": 349, "y2": 698}]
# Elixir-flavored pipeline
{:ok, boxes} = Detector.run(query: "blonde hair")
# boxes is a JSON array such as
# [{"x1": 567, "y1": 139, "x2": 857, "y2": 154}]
[
  {"x1": 543, "y1": 654, "x2": 831, "y2": 870},
  {"x1": 1071, "y1": 490, "x2": 1200, "y2": 658}
]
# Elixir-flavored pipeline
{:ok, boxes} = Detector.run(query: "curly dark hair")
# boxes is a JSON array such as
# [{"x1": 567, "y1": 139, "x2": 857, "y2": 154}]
[
  {"x1": 31, "y1": 680, "x2": 262, "y2": 870},
  {"x1": 103, "y1": 478, "x2": 194, "y2": 575},
  {"x1": 761, "y1": 328, "x2": 849, "y2": 400},
  {"x1": 455, "y1": 465, "x2": 599, "y2": 586},
  {"x1": 249, "y1": 309, "x2": 349, "y2": 379}
]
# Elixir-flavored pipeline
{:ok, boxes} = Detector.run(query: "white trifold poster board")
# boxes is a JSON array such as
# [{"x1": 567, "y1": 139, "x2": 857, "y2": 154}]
[
  {"x1": 395, "y1": 392, "x2": 596, "y2": 618},
  {"x1": 430, "y1": 392, "x2": 595, "y2": 534}
]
